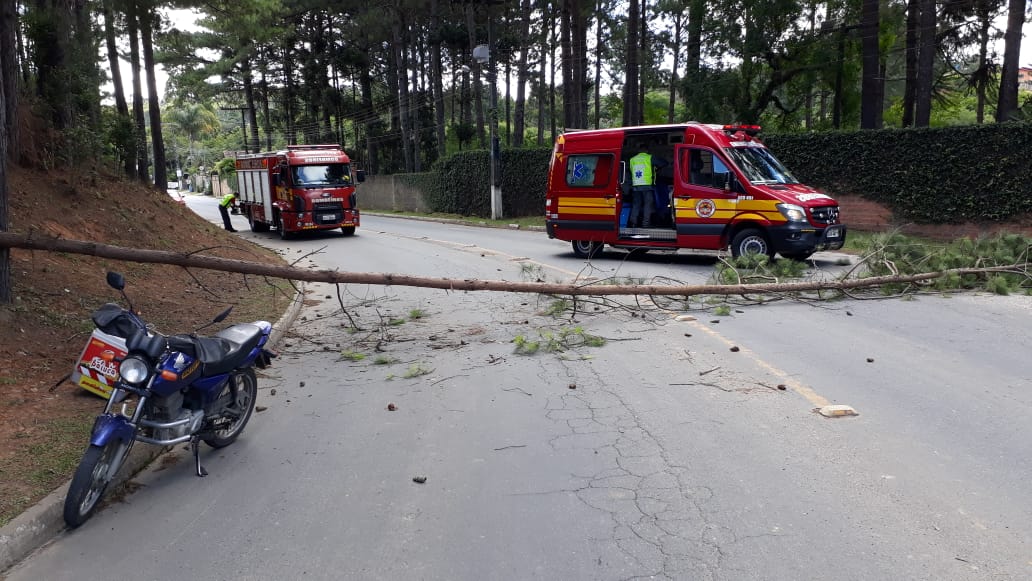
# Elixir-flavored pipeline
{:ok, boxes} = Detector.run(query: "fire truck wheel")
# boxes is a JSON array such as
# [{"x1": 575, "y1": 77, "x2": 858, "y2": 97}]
[
  {"x1": 572, "y1": 240, "x2": 604, "y2": 259},
  {"x1": 730, "y1": 229, "x2": 773, "y2": 259},
  {"x1": 341, "y1": 226, "x2": 356, "y2": 237}
]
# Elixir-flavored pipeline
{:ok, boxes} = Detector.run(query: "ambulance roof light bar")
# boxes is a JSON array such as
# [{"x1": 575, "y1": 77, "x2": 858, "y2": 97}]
[{"x1": 723, "y1": 124, "x2": 762, "y2": 137}]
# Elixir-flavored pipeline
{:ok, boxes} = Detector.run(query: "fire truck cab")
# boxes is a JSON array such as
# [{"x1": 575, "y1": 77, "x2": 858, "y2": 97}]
[
  {"x1": 235, "y1": 145, "x2": 362, "y2": 238},
  {"x1": 544, "y1": 123, "x2": 846, "y2": 260}
]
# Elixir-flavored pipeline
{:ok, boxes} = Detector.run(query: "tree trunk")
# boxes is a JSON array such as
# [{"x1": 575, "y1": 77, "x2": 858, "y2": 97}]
[
  {"x1": 409, "y1": 24, "x2": 422, "y2": 172},
  {"x1": 996, "y1": 0, "x2": 1025, "y2": 122},
  {"x1": 513, "y1": 0, "x2": 531, "y2": 147},
  {"x1": 594, "y1": 1, "x2": 602, "y2": 128},
  {"x1": 242, "y1": 66, "x2": 260, "y2": 152},
  {"x1": 2, "y1": 0, "x2": 19, "y2": 162},
  {"x1": 467, "y1": 4, "x2": 486, "y2": 149},
  {"x1": 668, "y1": 9, "x2": 682, "y2": 123},
  {"x1": 902, "y1": 0, "x2": 918, "y2": 127},
  {"x1": 684, "y1": 0, "x2": 703, "y2": 121},
  {"x1": 536, "y1": 0, "x2": 548, "y2": 146},
  {"x1": 914, "y1": 0, "x2": 935, "y2": 127},
  {"x1": 859, "y1": 0, "x2": 882, "y2": 129},
  {"x1": 259, "y1": 54, "x2": 273, "y2": 150},
  {"x1": 140, "y1": 3, "x2": 166, "y2": 189},
  {"x1": 31, "y1": 0, "x2": 70, "y2": 129},
  {"x1": 0, "y1": 37, "x2": 9, "y2": 303},
  {"x1": 102, "y1": 0, "x2": 132, "y2": 176},
  {"x1": 1, "y1": 232, "x2": 1024, "y2": 298},
  {"x1": 975, "y1": 6, "x2": 990, "y2": 124},
  {"x1": 360, "y1": 67, "x2": 379, "y2": 174},
  {"x1": 623, "y1": 0, "x2": 640, "y2": 126},
  {"x1": 430, "y1": 0, "x2": 447, "y2": 157},
  {"x1": 560, "y1": 0, "x2": 573, "y2": 129},
  {"x1": 393, "y1": 19, "x2": 413, "y2": 173},
  {"x1": 548, "y1": 5, "x2": 557, "y2": 142},
  {"x1": 127, "y1": 0, "x2": 149, "y2": 183}
]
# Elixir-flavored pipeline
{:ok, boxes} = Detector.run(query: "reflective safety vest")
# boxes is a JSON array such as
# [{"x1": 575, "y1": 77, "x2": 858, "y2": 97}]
[
  {"x1": 220, "y1": 193, "x2": 237, "y2": 208},
  {"x1": 629, "y1": 152, "x2": 654, "y2": 186}
]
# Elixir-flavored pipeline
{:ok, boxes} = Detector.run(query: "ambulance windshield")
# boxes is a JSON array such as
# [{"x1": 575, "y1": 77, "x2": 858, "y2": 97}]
[
  {"x1": 724, "y1": 146, "x2": 799, "y2": 185},
  {"x1": 291, "y1": 164, "x2": 352, "y2": 187}
]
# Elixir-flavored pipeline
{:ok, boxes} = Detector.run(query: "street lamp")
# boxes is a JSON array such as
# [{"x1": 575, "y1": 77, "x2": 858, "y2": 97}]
[{"x1": 474, "y1": 35, "x2": 502, "y2": 220}]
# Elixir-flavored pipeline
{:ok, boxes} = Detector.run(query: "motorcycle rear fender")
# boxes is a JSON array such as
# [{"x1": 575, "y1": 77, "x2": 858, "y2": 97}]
[{"x1": 89, "y1": 413, "x2": 136, "y2": 447}]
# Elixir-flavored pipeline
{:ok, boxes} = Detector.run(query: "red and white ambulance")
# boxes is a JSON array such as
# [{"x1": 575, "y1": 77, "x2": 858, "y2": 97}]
[{"x1": 544, "y1": 123, "x2": 845, "y2": 260}]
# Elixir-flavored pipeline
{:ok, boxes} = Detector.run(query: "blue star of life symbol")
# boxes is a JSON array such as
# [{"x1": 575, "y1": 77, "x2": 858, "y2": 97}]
[
  {"x1": 572, "y1": 162, "x2": 586, "y2": 181},
  {"x1": 634, "y1": 169, "x2": 643, "y2": 179}
]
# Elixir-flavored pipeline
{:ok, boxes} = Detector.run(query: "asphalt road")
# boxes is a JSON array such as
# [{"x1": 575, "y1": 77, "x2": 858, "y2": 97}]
[{"x1": 7, "y1": 197, "x2": 1031, "y2": 580}]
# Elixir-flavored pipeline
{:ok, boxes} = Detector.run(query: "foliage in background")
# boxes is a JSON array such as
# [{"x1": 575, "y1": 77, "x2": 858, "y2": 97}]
[
  {"x1": 764, "y1": 122, "x2": 1032, "y2": 223},
  {"x1": 855, "y1": 232, "x2": 1032, "y2": 295}
]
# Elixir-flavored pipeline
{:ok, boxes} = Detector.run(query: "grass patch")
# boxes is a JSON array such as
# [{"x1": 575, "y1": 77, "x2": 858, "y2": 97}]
[
  {"x1": 373, "y1": 355, "x2": 398, "y2": 365},
  {"x1": 513, "y1": 327, "x2": 606, "y2": 356},
  {"x1": 407, "y1": 309, "x2": 426, "y2": 320},
  {"x1": 340, "y1": 350, "x2": 366, "y2": 362},
  {"x1": 0, "y1": 415, "x2": 92, "y2": 526},
  {"x1": 402, "y1": 362, "x2": 434, "y2": 378}
]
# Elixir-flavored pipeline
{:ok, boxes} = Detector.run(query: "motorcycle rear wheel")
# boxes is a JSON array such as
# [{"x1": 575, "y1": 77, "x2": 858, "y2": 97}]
[
  {"x1": 204, "y1": 368, "x2": 258, "y2": 449},
  {"x1": 63, "y1": 439, "x2": 131, "y2": 528}
]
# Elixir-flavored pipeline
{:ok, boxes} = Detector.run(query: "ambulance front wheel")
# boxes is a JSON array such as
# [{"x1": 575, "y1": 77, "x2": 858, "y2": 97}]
[
  {"x1": 730, "y1": 229, "x2": 773, "y2": 259},
  {"x1": 572, "y1": 240, "x2": 604, "y2": 259}
]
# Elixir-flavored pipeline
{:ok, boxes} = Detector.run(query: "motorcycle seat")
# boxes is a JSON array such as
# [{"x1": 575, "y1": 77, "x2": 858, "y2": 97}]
[{"x1": 166, "y1": 323, "x2": 265, "y2": 377}]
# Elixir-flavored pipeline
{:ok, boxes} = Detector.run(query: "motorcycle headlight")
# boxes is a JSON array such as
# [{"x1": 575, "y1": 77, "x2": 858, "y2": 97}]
[
  {"x1": 119, "y1": 356, "x2": 151, "y2": 385},
  {"x1": 777, "y1": 203, "x2": 807, "y2": 222}
]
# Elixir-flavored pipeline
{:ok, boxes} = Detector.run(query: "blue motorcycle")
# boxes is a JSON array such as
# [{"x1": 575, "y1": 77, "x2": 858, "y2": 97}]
[{"x1": 63, "y1": 271, "x2": 275, "y2": 528}]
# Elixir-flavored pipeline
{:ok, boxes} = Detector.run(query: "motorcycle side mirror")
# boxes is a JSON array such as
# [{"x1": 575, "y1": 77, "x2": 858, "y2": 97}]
[
  {"x1": 106, "y1": 272, "x2": 125, "y2": 290},
  {"x1": 213, "y1": 306, "x2": 233, "y2": 324}
]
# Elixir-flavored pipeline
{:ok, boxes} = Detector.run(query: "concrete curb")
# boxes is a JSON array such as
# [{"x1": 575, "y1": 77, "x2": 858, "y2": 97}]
[
  {"x1": 364, "y1": 211, "x2": 547, "y2": 233},
  {"x1": 0, "y1": 287, "x2": 305, "y2": 575}
]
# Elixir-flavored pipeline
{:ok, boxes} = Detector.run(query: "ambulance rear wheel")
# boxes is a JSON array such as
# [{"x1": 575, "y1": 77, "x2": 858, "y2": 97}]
[
  {"x1": 341, "y1": 226, "x2": 356, "y2": 237},
  {"x1": 572, "y1": 240, "x2": 604, "y2": 259},
  {"x1": 730, "y1": 229, "x2": 773, "y2": 259}
]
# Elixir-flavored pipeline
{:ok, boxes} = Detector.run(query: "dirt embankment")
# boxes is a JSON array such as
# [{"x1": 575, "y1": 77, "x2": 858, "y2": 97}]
[{"x1": 0, "y1": 162, "x2": 291, "y2": 525}]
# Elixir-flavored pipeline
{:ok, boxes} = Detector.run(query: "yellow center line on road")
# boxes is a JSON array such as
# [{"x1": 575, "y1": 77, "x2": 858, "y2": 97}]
[{"x1": 684, "y1": 319, "x2": 832, "y2": 409}]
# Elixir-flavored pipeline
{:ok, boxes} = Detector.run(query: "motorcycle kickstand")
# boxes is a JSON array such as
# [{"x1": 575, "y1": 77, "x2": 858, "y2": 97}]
[{"x1": 190, "y1": 438, "x2": 208, "y2": 477}]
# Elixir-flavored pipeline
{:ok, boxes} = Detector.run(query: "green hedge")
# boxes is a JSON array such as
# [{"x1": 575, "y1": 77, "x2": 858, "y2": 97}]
[
  {"x1": 764, "y1": 123, "x2": 1032, "y2": 223},
  {"x1": 412, "y1": 148, "x2": 552, "y2": 218}
]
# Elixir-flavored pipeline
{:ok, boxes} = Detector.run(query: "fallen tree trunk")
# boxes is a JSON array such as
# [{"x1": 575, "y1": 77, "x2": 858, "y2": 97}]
[{"x1": 0, "y1": 232, "x2": 1025, "y2": 297}]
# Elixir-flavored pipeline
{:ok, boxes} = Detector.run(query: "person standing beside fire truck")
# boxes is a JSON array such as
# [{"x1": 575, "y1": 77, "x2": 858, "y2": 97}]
[{"x1": 218, "y1": 192, "x2": 238, "y2": 232}]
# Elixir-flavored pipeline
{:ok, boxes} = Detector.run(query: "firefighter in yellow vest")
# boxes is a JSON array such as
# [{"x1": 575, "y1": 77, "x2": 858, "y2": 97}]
[
  {"x1": 218, "y1": 192, "x2": 238, "y2": 232},
  {"x1": 628, "y1": 144, "x2": 666, "y2": 228}
]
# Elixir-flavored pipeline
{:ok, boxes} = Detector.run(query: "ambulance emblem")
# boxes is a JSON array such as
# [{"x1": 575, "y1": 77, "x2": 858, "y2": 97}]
[{"x1": 695, "y1": 199, "x2": 716, "y2": 218}]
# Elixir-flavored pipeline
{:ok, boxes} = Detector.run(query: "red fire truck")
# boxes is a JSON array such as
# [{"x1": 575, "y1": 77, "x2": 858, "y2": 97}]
[
  {"x1": 235, "y1": 145, "x2": 363, "y2": 238},
  {"x1": 545, "y1": 123, "x2": 845, "y2": 260}
]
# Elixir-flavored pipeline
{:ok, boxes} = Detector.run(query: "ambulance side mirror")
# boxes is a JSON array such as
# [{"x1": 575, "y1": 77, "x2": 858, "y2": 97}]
[
  {"x1": 355, "y1": 169, "x2": 366, "y2": 183},
  {"x1": 272, "y1": 173, "x2": 281, "y2": 187},
  {"x1": 717, "y1": 172, "x2": 731, "y2": 191}
]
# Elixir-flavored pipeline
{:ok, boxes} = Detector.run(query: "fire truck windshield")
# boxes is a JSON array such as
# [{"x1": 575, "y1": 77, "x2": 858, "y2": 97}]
[
  {"x1": 724, "y1": 147, "x2": 799, "y2": 185},
  {"x1": 291, "y1": 163, "x2": 352, "y2": 187}
]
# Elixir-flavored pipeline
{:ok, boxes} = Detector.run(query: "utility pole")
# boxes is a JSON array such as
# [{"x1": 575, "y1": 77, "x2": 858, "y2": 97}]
[{"x1": 474, "y1": 16, "x2": 502, "y2": 220}]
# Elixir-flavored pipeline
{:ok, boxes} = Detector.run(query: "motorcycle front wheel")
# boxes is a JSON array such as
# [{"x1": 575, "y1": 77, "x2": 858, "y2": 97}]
[
  {"x1": 63, "y1": 439, "x2": 131, "y2": 528},
  {"x1": 204, "y1": 368, "x2": 257, "y2": 449}
]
